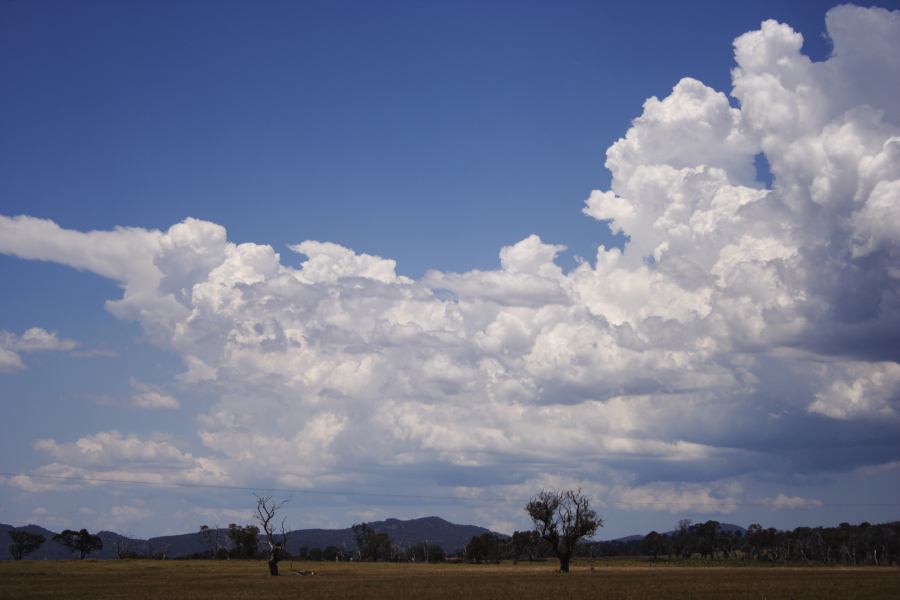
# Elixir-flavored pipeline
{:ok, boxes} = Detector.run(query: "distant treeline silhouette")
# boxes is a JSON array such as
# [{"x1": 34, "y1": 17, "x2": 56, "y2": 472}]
[
  {"x1": 586, "y1": 519, "x2": 900, "y2": 565},
  {"x1": 158, "y1": 518, "x2": 900, "y2": 567},
  {"x1": 9, "y1": 517, "x2": 899, "y2": 566}
]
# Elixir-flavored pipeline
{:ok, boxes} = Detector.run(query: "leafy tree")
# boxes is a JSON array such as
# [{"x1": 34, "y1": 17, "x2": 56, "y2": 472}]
[
  {"x1": 673, "y1": 519, "x2": 694, "y2": 558},
  {"x1": 8, "y1": 530, "x2": 45, "y2": 560},
  {"x1": 226, "y1": 523, "x2": 260, "y2": 558},
  {"x1": 352, "y1": 522, "x2": 374, "y2": 559},
  {"x1": 465, "y1": 533, "x2": 502, "y2": 563},
  {"x1": 511, "y1": 530, "x2": 547, "y2": 562},
  {"x1": 199, "y1": 525, "x2": 221, "y2": 558},
  {"x1": 53, "y1": 529, "x2": 103, "y2": 559},
  {"x1": 692, "y1": 520, "x2": 721, "y2": 560},
  {"x1": 641, "y1": 530, "x2": 667, "y2": 560},
  {"x1": 525, "y1": 488, "x2": 602, "y2": 572},
  {"x1": 406, "y1": 542, "x2": 445, "y2": 563},
  {"x1": 351, "y1": 522, "x2": 393, "y2": 561}
]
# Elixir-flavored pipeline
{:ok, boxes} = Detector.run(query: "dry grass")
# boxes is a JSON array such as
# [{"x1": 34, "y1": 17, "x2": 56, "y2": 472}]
[{"x1": 1, "y1": 559, "x2": 899, "y2": 599}]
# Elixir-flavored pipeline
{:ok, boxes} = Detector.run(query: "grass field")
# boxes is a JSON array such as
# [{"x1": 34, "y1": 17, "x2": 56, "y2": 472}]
[{"x1": 2, "y1": 560, "x2": 899, "y2": 599}]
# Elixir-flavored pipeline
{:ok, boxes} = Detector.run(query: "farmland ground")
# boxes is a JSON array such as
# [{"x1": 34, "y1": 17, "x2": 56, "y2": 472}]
[{"x1": 1, "y1": 560, "x2": 899, "y2": 599}]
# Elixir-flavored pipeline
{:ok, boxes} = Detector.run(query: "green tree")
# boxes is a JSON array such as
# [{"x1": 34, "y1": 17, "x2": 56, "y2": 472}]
[
  {"x1": 511, "y1": 530, "x2": 547, "y2": 562},
  {"x1": 199, "y1": 525, "x2": 221, "y2": 558},
  {"x1": 8, "y1": 530, "x2": 46, "y2": 560},
  {"x1": 465, "y1": 533, "x2": 502, "y2": 563},
  {"x1": 673, "y1": 519, "x2": 694, "y2": 558},
  {"x1": 351, "y1": 523, "x2": 393, "y2": 561},
  {"x1": 53, "y1": 529, "x2": 103, "y2": 559},
  {"x1": 226, "y1": 523, "x2": 260, "y2": 558},
  {"x1": 641, "y1": 530, "x2": 667, "y2": 560},
  {"x1": 525, "y1": 488, "x2": 602, "y2": 573},
  {"x1": 694, "y1": 520, "x2": 721, "y2": 560}
]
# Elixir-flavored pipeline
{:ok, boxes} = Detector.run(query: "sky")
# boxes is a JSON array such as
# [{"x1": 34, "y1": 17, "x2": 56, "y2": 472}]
[{"x1": 1, "y1": 0, "x2": 899, "y2": 540}]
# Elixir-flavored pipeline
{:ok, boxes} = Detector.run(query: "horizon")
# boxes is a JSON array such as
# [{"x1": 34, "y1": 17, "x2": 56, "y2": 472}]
[
  {"x1": 2, "y1": 0, "x2": 900, "y2": 540},
  {"x1": 8, "y1": 513, "x2": 887, "y2": 545}
]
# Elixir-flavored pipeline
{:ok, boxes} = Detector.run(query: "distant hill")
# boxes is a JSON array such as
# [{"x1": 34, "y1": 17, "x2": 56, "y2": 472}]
[
  {"x1": 4, "y1": 519, "x2": 751, "y2": 560},
  {"x1": 662, "y1": 522, "x2": 748, "y2": 537},
  {"x1": 611, "y1": 534, "x2": 643, "y2": 543},
  {"x1": 603, "y1": 523, "x2": 747, "y2": 544},
  {"x1": 349, "y1": 516, "x2": 496, "y2": 553},
  {"x1": 2, "y1": 516, "x2": 498, "y2": 559}
]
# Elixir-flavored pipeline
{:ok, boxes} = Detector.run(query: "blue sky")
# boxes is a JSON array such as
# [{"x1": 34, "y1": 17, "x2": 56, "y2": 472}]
[
  {"x1": 1, "y1": 0, "x2": 842, "y2": 275},
  {"x1": 2, "y1": 0, "x2": 900, "y2": 539}
]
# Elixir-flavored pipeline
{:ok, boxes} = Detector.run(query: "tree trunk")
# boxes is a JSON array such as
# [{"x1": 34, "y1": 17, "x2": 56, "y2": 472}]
[
  {"x1": 268, "y1": 557, "x2": 279, "y2": 576},
  {"x1": 558, "y1": 553, "x2": 570, "y2": 573}
]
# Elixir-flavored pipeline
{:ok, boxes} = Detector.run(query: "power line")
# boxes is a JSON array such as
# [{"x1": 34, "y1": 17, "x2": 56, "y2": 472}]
[
  {"x1": 3, "y1": 471, "x2": 900, "y2": 509},
  {"x1": 0, "y1": 471, "x2": 479, "y2": 503}
]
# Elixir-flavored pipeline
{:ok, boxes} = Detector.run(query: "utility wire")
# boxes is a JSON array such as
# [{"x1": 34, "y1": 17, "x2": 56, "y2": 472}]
[
  {"x1": 3, "y1": 471, "x2": 900, "y2": 508},
  {"x1": 0, "y1": 471, "x2": 475, "y2": 502}
]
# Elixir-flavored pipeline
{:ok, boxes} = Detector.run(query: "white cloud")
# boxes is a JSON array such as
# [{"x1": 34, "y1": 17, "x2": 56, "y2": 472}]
[
  {"x1": 34, "y1": 431, "x2": 197, "y2": 469},
  {"x1": 760, "y1": 494, "x2": 823, "y2": 510},
  {"x1": 0, "y1": 327, "x2": 77, "y2": 371},
  {"x1": 14, "y1": 327, "x2": 78, "y2": 352},
  {"x1": 19, "y1": 431, "x2": 227, "y2": 491},
  {"x1": 191, "y1": 506, "x2": 254, "y2": 524},
  {"x1": 7, "y1": 464, "x2": 91, "y2": 493},
  {"x1": 0, "y1": 347, "x2": 25, "y2": 372},
  {"x1": 289, "y1": 240, "x2": 412, "y2": 285},
  {"x1": 0, "y1": 5, "x2": 898, "y2": 512},
  {"x1": 610, "y1": 482, "x2": 741, "y2": 515},
  {"x1": 110, "y1": 504, "x2": 154, "y2": 525},
  {"x1": 808, "y1": 361, "x2": 900, "y2": 420},
  {"x1": 130, "y1": 380, "x2": 181, "y2": 410}
]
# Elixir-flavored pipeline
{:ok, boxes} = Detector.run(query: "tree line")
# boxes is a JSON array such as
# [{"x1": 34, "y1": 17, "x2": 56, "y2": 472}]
[
  {"x1": 606, "y1": 519, "x2": 900, "y2": 565},
  {"x1": 8, "y1": 490, "x2": 899, "y2": 571}
]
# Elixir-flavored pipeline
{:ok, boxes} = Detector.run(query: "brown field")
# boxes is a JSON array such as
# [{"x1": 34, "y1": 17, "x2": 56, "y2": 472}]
[{"x1": 1, "y1": 560, "x2": 899, "y2": 600}]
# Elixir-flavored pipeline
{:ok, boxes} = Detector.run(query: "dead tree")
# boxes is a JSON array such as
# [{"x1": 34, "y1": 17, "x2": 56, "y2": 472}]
[
  {"x1": 114, "y1": 536, "x2": 133, "y2": 559},
  {"x1": 255, "y1": 494, "x2": 290, "y2": 576}
]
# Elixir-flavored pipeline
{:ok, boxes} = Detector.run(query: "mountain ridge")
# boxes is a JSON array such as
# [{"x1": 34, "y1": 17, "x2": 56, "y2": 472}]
[
  {"x1": 2, "y1": 519, "x2": 750, "y2": 559},
  {"x1": 1, "y1": 516, "x2": 496, "y2": 559}
]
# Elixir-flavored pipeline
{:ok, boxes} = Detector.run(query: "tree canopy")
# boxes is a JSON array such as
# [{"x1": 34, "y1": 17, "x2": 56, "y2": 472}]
[
  {"x1": 52, "y1": 529, "x2": 102, "y2": 560},
  {"x1": 8, "y1": 530, "x2": 46, "y2": 560},
  {"x1": 525, "y1": 488, "x2": 601, "y2": 572}
]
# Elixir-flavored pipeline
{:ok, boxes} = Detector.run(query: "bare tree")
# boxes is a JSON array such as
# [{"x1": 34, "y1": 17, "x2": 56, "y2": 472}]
[
  {"x1": 113, "y1": 535, "x2": 133, "y2": 559},
  {"x1": 255, "y1": 494, "x2": 290, "y2": 576},
  {"x1": 525, "y1": 489, "x2": 602, "y2": 572}
]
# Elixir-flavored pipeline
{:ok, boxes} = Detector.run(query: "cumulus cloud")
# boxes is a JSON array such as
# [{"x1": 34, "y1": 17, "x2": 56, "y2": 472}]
[
  {"x1": 34, "y1": 431, "x2": 197, "y2": 469},
  {"x1": 808, "y1": 361, "x2": 900, "y2": 420},
  {"x1": 610, "y1": 482, "x2": 742, "y2": 515},
  {"x1": 0, "y1": 327, "x2": 77, "y2": 371},
  {"x1": 0, "y1": 347, "x2": 25, "y2": 372},
  {"x1": 110, "y1": 504, "x2": 154, "y2": 525},
  {"x1": 0, "y1": 5, "x2": 898, "y2": 517},
  {"x1": 5, "y1": 431, "x2": 228, "y2": 492},
  {"x1": 130, "y1": 380, "x2": 181, "y2": 410},
  {"x1": 191, "y1": 506, "x2": 254, "y2": 524},
  {"x1": 760, "y1": 494, "x2": 823, "y2": 511}
]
